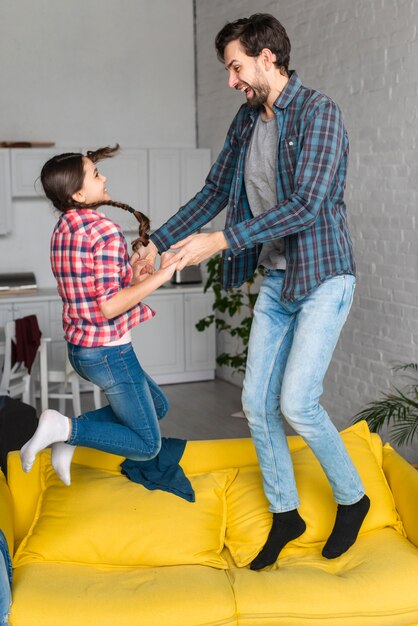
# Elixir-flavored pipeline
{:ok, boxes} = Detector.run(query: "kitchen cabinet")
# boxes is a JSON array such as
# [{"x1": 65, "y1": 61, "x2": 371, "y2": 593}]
[
  {"x1": 149, "y1": 148, "x2": 211, "y2": 231},
  {"x1": 6, "y1": 147, "x2": 211, "y2": 234},
  {"x1": 0, "y1": 292, "x2": 65, "y2": 372},
  {"x1": 84, "y1": 148, "x2": 148, "y2": 232},
  {"x1": 148, "y1": 149, "x2": 181, "y2": 231},
  {"x1": 180, "y1": 149, "x2": 211, "y2": 205},
  {"x1": 0, "y1": 150, "x2": 12, "y2": 234},
  {"x1": 133, "y1": 292, "x2": 185, "y2": 377},
  {"x1": 10, "y1": 147, "x2": 80, "y2": 197},
  {"x1": 0, "y1": 286, "x2": 215, "y2": 385},
  {"x1": 132, "y1": 286, "x2": 216, "y2": 384}
]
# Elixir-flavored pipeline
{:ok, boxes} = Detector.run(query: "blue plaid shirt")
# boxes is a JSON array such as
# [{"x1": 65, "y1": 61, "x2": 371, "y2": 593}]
[{"x1": 151, "y1": 71, "x2": 355, "y2": 302}]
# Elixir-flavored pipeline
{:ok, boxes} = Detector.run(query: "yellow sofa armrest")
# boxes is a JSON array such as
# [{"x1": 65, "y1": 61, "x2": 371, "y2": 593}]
[
  {"x1": 0, "y1": 471, "x2": 14, "y2": 557},
  {"x1": 382, "y1": 443, "x2": 418, "y2": 547}
]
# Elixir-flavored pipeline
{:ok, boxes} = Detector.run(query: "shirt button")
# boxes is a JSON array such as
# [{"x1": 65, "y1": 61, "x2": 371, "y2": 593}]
[
  {"x1": 288, "y1": 140, "x2": 294, "y2": 146},
  {"x1": 227, "y1": 256, "x2": 232, "y2": 261}
]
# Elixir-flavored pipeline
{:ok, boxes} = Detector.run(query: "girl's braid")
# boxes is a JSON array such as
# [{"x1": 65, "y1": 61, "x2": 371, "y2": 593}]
[{"x1": 70, "y1": 199, "x2": 150, "y2": 251}]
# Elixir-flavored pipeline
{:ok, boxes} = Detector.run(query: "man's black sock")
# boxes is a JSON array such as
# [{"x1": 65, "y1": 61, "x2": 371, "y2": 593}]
[
  {"x1": 322, "y1": 494, "x2": 370, "y2": 559},
  {"x1": 250, "y1": 509, "x2": 306, "y2": 571}
]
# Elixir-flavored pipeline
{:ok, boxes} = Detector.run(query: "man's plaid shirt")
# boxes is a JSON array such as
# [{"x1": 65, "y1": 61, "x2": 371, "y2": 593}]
[
  {"x1": 51, "y1": 209, "x2": 154, "y2": 347},
  {"x1": 151, "y1": 71, "x2": 355, "y2": 302}
]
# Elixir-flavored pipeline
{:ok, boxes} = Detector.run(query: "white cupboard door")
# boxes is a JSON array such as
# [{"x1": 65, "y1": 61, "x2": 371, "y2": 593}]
[
  {"x1": 0, "y1": 304, "x2": 14, "y2": 327},
  {"x1": 0, "y1": 150, "x2": 12, "y2": 234},
  {"x1": 131, "y1": 294, "x2": 184, "y2": 376},
  {"x1": 48, "y1": 299, "x2": 66, "y2": 371},
  {"x1": 184, "y1": 293, "x2": 216, "y2": 373},
  {"x1": 180, "y1": 149, "x2": 211, "y2": 204},
  {"x1": 93, "y1": 149, "x2": 148, "y2": 233},
  {"x1": 11, "y1": 148, "x2": 80, "y2": 197},
  {"x1": 148, "y1": 149, "x2": 180, "y2": 231},
  {"x1": 13, "y1": 301, "x2": 50, "y2": 333}
]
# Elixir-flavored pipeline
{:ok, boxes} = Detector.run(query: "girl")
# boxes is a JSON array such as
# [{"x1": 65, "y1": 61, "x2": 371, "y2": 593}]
[{"x1": 20, "y1": 145, "x2": 179, "y2": 485}]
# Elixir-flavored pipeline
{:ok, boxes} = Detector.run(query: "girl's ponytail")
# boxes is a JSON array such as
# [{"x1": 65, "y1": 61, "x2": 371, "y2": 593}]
[{"x1": 71, "y1": 199, "x2": 150, "y2": 252}]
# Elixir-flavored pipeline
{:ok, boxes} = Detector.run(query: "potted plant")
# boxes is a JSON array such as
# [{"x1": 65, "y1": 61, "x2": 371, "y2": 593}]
[
  {"x1": 195, "y1": 254, "x2": 260, "y2": 375},
  {"x1": 353, "y1": 363, "x2": 418, "y2": 447}
]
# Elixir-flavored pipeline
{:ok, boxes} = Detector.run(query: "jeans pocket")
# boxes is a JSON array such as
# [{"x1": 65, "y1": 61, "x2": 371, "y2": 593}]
[
  {"x1": 338, "y1": 275, "x2": 356, "y2": 316},
  {"x1": 119, "y1": 343, "x2": 133, "y2": 356},
  {"x1": 72, "y1": 355, "x2": 115, "y2": 390}
]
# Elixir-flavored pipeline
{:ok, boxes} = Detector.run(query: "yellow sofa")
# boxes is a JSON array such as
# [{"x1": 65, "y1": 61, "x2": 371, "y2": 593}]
[{"x1": 1, "y1": 421, "x2": 417, "y2": 626}]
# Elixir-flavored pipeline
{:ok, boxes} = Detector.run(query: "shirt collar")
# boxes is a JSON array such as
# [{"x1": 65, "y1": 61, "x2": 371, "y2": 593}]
[
  {"x1": 248, "y1": 70, "x2": 301, "y2": 121},
  {"x1": 273, "y1": 70, "x2": 301, "y2": 110},
  {"x1": 65, "y1": 207, "x2": 106, "y2": 218}
]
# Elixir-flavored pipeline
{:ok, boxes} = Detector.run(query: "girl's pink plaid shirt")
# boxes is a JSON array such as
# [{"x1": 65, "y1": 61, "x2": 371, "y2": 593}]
[{"x1": 50, "y1": 208, "x2": 154, "y2": 347}]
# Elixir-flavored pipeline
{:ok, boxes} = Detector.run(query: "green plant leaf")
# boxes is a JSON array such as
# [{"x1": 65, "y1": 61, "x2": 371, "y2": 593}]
[
  {"x1": 196, "y1": 253, "x2": 259, "y2": 377},
  {"x1": 353, "y1": 362, "x2": 418, "y2": 445}
]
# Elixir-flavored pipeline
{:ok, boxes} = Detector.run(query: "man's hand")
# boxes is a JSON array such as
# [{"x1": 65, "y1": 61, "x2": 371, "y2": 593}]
[{"x1": 168, "y1": 232, "x2": 228, "y2": 270}]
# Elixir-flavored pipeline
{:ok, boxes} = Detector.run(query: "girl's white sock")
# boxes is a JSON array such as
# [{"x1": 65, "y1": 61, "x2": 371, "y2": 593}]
[
  {"x1": 20, "y1": 409, "x2": 71, "y2": 473},
  {"x1": 51, "y1": 442, "x2": 75, "y2": 486}
]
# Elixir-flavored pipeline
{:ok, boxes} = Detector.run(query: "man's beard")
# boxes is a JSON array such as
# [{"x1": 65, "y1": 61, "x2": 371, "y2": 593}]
[{"x1": 246, "y1": 80, "x2": 270, "y2": 108}]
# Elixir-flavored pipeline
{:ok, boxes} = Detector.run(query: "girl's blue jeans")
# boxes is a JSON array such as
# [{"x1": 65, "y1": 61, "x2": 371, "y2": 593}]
[
  {"x1": 67, "y1": 342, "x2": 168, "y2": 460},
  {"x1": 0, "y1": 553, "x2": 11, "y2": 625},
  {"x1": 242, "y1": 271, "x2": 365, "y2": 513},
  {"x1": 0, "y1": 530, "x2": 12, "y2": 625}
]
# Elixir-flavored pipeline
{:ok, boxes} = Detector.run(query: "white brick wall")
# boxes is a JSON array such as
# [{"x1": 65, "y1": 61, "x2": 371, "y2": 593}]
[{"x1": 195, "y1": 0, "x2": 418, "y2": 461}]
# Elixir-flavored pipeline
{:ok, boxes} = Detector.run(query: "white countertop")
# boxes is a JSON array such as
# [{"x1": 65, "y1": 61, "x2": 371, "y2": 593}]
[{"x1": 0, "y1": 282, "x2": 207, "y2": 303}]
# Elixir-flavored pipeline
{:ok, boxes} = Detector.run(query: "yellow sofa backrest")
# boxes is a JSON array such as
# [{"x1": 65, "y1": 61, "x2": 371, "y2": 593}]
[
  {"x1": 7, "y1": 436, "x2": 305, "y2": 546},
  {"x1": 7, "y1": 426, "x2": 385, "y2": 548}
]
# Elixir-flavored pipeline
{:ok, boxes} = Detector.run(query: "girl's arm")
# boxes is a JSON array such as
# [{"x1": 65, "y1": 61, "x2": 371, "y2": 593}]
[{"x1": 99, "y1": 252, "x2": 177, "y2": 320}]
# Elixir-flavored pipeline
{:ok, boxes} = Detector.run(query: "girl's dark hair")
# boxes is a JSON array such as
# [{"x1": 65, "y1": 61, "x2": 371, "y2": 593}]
[
  {"x1": 40, "y1": 144, "x2": 149, "y2": 252},
  {"x1": 215, "y1": 13, "x2": 291, "y2": 74}
]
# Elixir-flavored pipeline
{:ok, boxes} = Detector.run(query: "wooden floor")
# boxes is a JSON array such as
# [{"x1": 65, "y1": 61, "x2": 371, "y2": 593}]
[
  {"x1": 159, "y1": 379, "x2": 251, "y2": 440},
  {"x1": 75, "y1": 378, "x2": 252, "y2": 441},
  {"x1": 48, "y1": 378, "x2": 298, "y2": 441}
]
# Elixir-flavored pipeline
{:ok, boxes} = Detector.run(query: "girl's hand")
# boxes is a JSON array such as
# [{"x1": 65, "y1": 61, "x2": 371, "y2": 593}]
[
  {"x1": 131, "y1": 256, "x2": 154, "y2": 284},
  {"x1": 138, "y1": 240, "x2": 159, "y2": 270}
]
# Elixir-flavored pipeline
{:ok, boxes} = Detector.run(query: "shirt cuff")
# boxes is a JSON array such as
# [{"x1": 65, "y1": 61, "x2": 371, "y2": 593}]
[
  {"x1": 223, "y1": 225, "x2": 254, "y2": 255},
  {"x1": 149, "y1": 232, "x2": 166, "y2": 253}
]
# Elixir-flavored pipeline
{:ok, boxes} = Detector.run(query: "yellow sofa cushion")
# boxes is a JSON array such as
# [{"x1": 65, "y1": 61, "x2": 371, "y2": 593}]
[
  {"x1": 13, "y1": 456, "x2": 236, "y2": 569},
  {"x1": 228, "y1": 529, "x2": 418, "y2": 626},
  {"x1": 11, "y1": 563, "x2": 237, "y2": 626},
  {"x1": 0, "y1": 471, "x2": 14, "y2": 556},
  {"x1": 225, "y1": 422, "x2": 405, "y2": 567},
  {"x1": 383, "y1": 443, "x2": 418, "y2": 548}
]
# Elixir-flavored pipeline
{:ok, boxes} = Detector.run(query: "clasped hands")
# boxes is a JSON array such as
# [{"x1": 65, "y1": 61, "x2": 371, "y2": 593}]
[{"x1": 132, "y1": 231, "x2": 228, "y2": 278}]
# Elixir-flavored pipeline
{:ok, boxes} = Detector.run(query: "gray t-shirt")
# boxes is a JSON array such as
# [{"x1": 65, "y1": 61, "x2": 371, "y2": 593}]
[{"x1": 244, "y1": 114, "x2": 286, "y2": 270}]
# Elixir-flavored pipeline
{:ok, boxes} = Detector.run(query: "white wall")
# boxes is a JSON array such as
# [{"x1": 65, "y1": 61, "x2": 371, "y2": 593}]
[
  {"x1": 0, "y1": 0, "x2": 195, "y2": 147},
  {"x1": 195, "y1": 0, "x2": 418, "y2": 461},
  {"x1": 0, "y1": 0, "x2": 196, "y2": 286}
]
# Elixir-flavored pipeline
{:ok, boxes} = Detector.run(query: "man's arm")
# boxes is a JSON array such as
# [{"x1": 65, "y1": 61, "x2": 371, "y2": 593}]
[
  {"x1": 222, "y1": 99, "x2": 347, "y2": 255},
  {"x1": 164, "y1": 99, "x2": 346, "y2": 266},
  {"x1": 144, "y1": 106, "x2": 247, "y2": 266}
]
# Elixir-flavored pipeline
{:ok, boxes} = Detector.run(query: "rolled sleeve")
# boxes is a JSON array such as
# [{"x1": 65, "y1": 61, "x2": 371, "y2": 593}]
[{"x1": 93, "y1": 230, "x2": 128, "y2": 305}]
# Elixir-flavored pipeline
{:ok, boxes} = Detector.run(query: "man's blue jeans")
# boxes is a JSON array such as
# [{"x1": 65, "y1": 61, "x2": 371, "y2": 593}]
[
  {"x1": 67, "y1": 342, "x2": 168, "y2": 460},
  {"x1": 242, "y1": 271, "x2": 365, "y2": 513}
]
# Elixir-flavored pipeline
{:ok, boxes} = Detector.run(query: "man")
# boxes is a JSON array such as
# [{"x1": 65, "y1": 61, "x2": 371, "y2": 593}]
[{"x1": 144, "y1": 13, "x2": 370, "y2": 570}]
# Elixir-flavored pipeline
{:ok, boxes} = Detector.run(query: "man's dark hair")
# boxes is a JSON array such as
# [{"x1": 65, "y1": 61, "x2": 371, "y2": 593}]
[{"x1": 215, "y1": 13, "x2": 291, "y2": 74}]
